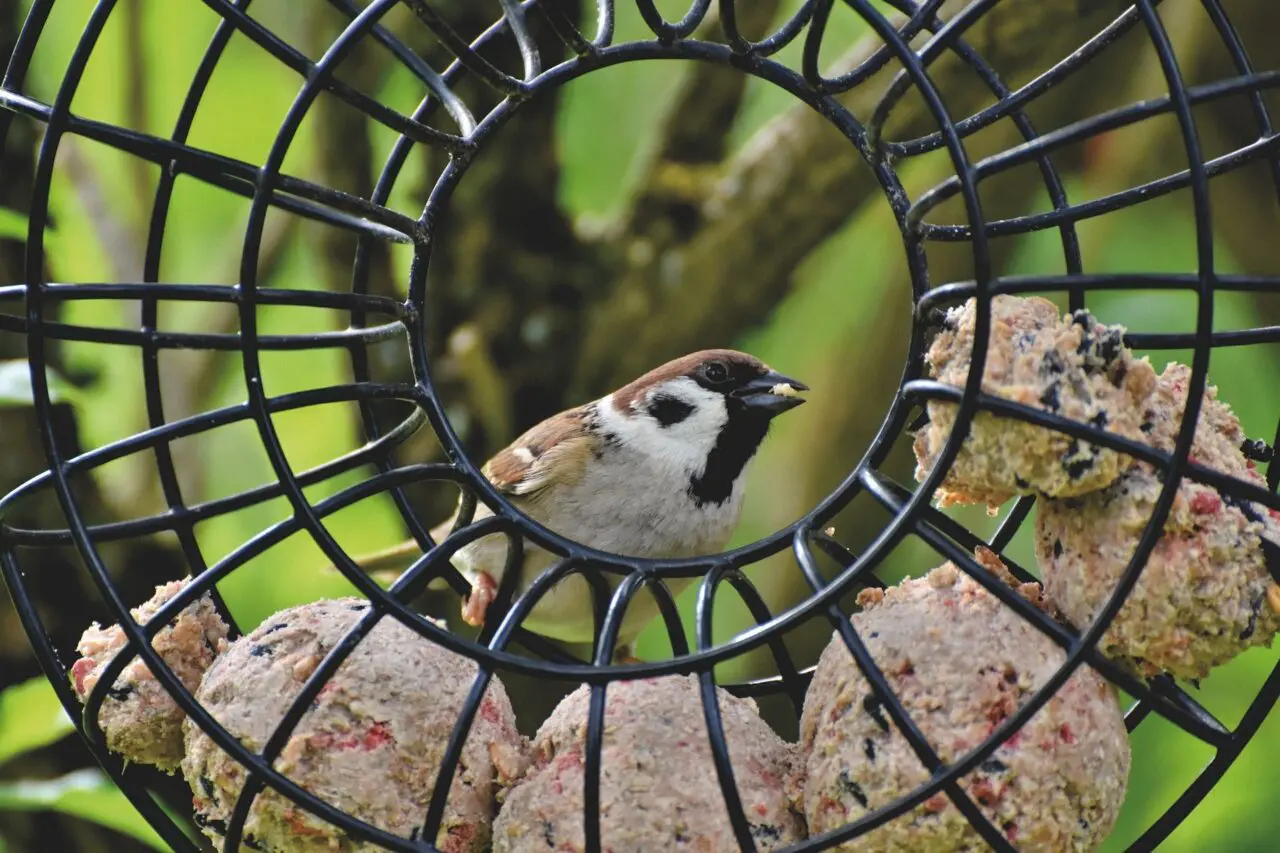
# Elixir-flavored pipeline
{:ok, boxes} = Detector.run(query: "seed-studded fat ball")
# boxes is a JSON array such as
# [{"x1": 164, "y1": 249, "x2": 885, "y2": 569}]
[
  {"x1": 914, "y1": 295, "x2": 1157, "y2": 510},
  {"x1": 1037, "y1": 362, "x2": 1280, "y2": 681},
  {"x1": 800, "y1": 549, "x2": 1130, "y2": 852},
  {"x1": 182, "y1": 598, "x2": 529, "y2": 853},
  {"x1": 493, "y1": 675, "x2": 806, "y2": 852},
  {"x1": 70, "y1": 578, "x2": 229, "y2": 772}
]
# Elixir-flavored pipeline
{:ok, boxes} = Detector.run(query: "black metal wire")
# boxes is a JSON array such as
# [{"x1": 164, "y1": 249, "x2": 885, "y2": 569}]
[{"x1": 0, "y1": 0, "x2": 1277, "y2": 851}]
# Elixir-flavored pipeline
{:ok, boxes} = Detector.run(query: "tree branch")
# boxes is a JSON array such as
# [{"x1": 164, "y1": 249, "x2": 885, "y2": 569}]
[
  {"x1": 618, "y1": 1, "x2": 784, "y2": 245},
  {"x1": 398, "y1": 1, "x2": 587, "y2": 516},
  {"x1": 573, "y1": 0, "x2": 1138, "y2": 394}
]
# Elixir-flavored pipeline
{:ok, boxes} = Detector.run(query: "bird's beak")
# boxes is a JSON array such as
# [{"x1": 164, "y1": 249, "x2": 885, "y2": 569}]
[{"x1": 733, "y1": 371, "x2": 809, "y2": 415}]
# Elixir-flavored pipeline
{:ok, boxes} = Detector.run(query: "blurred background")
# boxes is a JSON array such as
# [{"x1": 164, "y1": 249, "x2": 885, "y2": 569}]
[{"x1": 0, "y1": 0, "x2": 1278, "y2": 850}]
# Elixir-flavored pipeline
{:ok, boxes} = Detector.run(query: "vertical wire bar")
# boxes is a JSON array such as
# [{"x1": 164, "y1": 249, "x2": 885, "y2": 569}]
[
  {"x1": 0, "y1": 0, "x2": 54, "y2": 144},
  {"x1": 499, "y1": 0, "x2": 542, "y2": 80},
  {"x1": 719, "y1": 564, "x2": 810, "y2": 715},
  {"x1": 581, "y1": 573, "x2": 650, "y2": 853},
  {"x1": 866, "y1": 0, "x2": 1002, "y2": 134},
  {"x1": 695, "y1": 565, "x2": 762, "y2": 852},
  {"x1": 592, "y1": 0, "x2": 616, "y2": 47},
  {"x1": 841, "y1": 0, "x2": 998, "y2": 609},
  {"x1": 421, "y1": 530, "x2": 525, "y2": 848},
  {"x1": 136, "y1": 0, "x2": 254, "y2": 640}
]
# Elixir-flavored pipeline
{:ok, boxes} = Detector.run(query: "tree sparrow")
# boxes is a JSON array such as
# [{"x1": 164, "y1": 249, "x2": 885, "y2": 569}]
[{"x1": 353, "y1": 350, "x2": 807, "y2": 657}]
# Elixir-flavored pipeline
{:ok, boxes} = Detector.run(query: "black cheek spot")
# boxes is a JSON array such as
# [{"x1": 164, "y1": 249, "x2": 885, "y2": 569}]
[
  {"x1": 543, "y1": 820, "x2": 556, "y2": 847},
  {"x1": 249, "y1": 644, "x2": 273, "y2": 657},
  {"x1": 863, "y1": 738, "x2": 877, "y2": 761},
  {"x1": 348, "y1": 603, "x2": 368, "y2": 612},
  {"x1": 1089, "y1": 410, "x2": 1109, "y2": 430},
  {"x1": 980, "y1": 758, "x2": 1008, "y2": 773},
  {"x1": 1053, "y1": 539, "x2": 1064, "y2": 558},
  {"x1": 648, "y1": 394, "x2": 695, "y2": 427}
]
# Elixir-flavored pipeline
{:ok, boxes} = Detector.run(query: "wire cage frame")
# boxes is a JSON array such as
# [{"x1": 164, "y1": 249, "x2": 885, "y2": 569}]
[{"x1": 0, "y1": 0, "x2": 1277, "y2": 851}]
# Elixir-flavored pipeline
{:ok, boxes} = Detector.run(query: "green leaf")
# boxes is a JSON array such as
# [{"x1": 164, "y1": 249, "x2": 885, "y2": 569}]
[
  {"x1": 0, "y1": 360, "x2": 80, "y2": 409},
  {"x1": 0, "y1": 768, "x2": 169, "y2": 851},
  {"x1": 0, "y1": 207, "x2": 29, "y2": 242},
  {"x1": 0, "y1": 676, "x2": 75, "y2": 766}
]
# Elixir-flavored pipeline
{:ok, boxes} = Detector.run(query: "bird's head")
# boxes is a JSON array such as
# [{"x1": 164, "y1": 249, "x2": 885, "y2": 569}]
[{"x1": 599, "y1": 349, "x2": 808, "y2": 505}]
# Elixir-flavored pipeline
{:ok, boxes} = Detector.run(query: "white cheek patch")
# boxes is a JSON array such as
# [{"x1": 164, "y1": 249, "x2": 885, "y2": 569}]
[{"x1": 596, "y1": 378, "x2": 727, "y2": 476}]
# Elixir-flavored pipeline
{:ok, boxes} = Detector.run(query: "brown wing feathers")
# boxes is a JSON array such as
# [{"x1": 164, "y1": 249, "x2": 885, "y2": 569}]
[{"x1": 482, "y1": 405, "x2": 594, "y2": 497}]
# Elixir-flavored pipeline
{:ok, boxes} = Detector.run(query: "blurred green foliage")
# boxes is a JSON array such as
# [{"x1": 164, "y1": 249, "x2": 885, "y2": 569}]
[
  {"x1": 0, "y1": 678, "x2": 169, "y2": 850},
  {"x1": 2, "y1": 0, "x2": 1277, "y2": 851}
]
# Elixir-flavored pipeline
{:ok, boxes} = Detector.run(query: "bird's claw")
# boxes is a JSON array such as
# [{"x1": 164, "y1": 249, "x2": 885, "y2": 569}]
[
  {"x1": 461, "y1": 572, "x2": 498, "y2": 627},
  {"x1": 611, "y1": 644, "x2": 642, "y2": 665}
]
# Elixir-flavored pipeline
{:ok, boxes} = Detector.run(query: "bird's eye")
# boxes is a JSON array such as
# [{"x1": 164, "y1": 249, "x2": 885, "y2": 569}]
[{"x1": 703, "y1": 362, "x2": 729, "y2": 383}]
